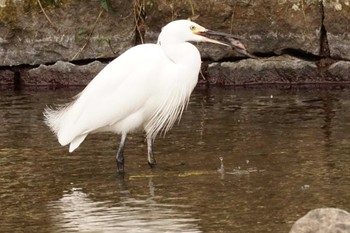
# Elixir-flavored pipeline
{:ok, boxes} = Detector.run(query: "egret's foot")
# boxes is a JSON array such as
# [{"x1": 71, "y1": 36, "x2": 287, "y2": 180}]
[
  {"x1": 116, "y1": 133, "x2": 127, "y2": 174},
  {"x1": 117, "y1": 170, "x2": 125, "y2": 176},
  {"x1": 147, "y1": 137, "x2": 156, "y2": 169},
  {"x1": 148, "y1": 159, "x2": 157, "y2": 168},
  {"x1": 117, "y1": 161, "x2": 125, "y2": 174}
]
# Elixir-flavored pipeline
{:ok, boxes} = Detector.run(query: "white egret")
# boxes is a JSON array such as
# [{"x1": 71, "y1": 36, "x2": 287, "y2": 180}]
[{"x1": 44, "y1": 19, "x2": 249, "y2": 173}]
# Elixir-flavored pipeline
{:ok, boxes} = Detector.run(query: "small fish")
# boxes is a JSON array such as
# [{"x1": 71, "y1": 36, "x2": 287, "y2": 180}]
[{"x1": 226, "y1": 38, "x2": 258, "y2": 58}]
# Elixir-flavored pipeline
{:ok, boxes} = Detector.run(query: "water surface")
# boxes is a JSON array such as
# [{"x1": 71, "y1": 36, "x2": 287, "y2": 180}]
[{"x1": 1, "y1": 87, "x2": 350, "y2": 232}]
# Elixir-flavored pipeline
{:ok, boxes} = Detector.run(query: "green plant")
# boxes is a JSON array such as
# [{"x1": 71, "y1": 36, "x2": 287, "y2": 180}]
[
  {"x1": 75, "y1": 28, "x2": 89, "y2": 42},
  {"x1": 100, "y1": 0, "x2": 110, "y2": 12}
]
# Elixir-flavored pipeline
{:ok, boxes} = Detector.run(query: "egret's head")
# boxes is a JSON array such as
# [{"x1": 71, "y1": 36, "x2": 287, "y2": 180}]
[{"x1": 158, "y1": 20, "x2": 253, "y2": 57}]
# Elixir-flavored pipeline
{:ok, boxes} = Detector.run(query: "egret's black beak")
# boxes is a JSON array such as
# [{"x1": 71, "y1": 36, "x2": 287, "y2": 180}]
[
  {"x1": 200, "y1": 30, "x2": 256, "y2": 58},
  {"x1": 204, "y1": 30, "x2": 243, "y2": 40}
]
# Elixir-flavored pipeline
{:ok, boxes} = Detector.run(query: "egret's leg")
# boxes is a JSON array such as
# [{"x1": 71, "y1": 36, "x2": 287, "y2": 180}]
[
  {"x1": 116, "y1": 133, "x2": 127, "y2": 173},
  {"x1": 147, "y1": 136, "x2": 157, "y2": 168}
]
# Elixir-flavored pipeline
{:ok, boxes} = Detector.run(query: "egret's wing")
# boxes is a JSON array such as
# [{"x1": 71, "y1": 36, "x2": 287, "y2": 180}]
[{"x1": 46, "y1": 44, "x2": 168, "y2": 146}]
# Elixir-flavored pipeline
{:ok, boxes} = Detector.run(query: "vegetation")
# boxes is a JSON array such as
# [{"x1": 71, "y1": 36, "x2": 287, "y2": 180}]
[{"x1": 100, "y1": 0, "x2": 110, "y2": 12}]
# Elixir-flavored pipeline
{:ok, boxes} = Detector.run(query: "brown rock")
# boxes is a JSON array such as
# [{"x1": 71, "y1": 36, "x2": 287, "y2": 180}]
[
  {"x1": 323, "y1": 0, "x2": 350, "y2": 60},
  {"x1": 0, "y1": 0, "x2": 134, "y2": 66},
  {"x1": 0, "y1": 69, "x2": 14, "y2": 86}
]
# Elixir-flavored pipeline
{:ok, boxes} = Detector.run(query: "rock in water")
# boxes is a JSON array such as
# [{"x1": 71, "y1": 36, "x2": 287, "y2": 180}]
[{"x1": 289, "y1": 208, "x2": 350, "y2": 233}]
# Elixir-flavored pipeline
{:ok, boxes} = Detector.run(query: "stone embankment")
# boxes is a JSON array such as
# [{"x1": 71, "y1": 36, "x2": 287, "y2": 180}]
[{"x1": 0, "y1": 0, "x2": 350, "y2": 88}]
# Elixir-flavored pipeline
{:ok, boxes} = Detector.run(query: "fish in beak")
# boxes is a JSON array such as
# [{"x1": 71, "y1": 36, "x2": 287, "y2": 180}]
[{"x1": 197, "y1": 29, "x2": 256, "y2": 58}]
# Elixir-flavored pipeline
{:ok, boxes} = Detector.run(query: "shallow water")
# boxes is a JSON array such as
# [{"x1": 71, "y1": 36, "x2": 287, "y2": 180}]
[{"x1": 1, "y1": 87, "x2": 350, "y2": 232}]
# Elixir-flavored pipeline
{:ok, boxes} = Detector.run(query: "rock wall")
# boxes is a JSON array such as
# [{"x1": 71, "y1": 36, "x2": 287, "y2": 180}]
[
  {"x1": 0, "y1": 0, "x2": 350, "y2": 88},
  {"x1": 0, "y1": 0, "x2": 134, "y2": 66},
  {"x1": 323, "y1": 0, "x2": 350, "y2": 60},
  {"x1": 145, "y1": 0, "x2": 323, "y2": 57}
]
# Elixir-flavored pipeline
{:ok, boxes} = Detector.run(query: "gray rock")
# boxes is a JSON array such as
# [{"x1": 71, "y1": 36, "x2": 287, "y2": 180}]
[
  {"x1": 289, "y1": 208, "x2": 350, "y2": 233},
  {"x1": 206, "y1": 56, "x2": 319, "y2": 86},
  {"x1": 323, "y1": 0, "x2": 350, "y2": 60},
  {"x1": 327, "y1": 61, "x2": 350, "y2": 81},
  {"x1": 21, "y1": 61, "x2": 106, "y2": 87},
  {"x1": 0, "y1": 0, "x2": 134, "y2": 66}
]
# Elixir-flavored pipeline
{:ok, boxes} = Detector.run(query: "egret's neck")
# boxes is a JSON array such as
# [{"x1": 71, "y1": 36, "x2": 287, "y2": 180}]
[{"x1": 159, "y1": 41, "x2": 201, "y2": 66}]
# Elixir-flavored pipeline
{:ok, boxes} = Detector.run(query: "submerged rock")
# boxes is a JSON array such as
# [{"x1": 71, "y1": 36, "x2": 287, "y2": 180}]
[{"x1": 289, "y1": 208, "x2": 350, "y2": 233}]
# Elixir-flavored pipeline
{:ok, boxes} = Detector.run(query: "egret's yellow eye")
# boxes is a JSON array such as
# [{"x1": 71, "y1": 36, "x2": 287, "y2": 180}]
[{"x1": 190, "y1": 25, "x2": 196, "y2": 31}]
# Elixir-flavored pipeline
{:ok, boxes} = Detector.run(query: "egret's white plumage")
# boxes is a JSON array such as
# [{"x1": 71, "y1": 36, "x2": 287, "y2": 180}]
[{"x1": 44, "y1": 19, "x2": 246, "y2": 172}]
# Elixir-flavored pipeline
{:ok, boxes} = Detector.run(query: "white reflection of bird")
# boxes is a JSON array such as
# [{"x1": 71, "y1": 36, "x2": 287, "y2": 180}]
[{"x1": 44, "y1": 19, "x2": 248, "y2": 173}]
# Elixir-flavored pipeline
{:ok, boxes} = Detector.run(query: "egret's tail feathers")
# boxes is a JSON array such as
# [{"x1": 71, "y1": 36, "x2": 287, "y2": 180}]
[
  {"x1": 69, "y1": 134, "x2": 88, "y2": 152},
  {"x1": 44, "y1": 105, "x2": 64, "y2": 136},
  {"x1": 43, "y1": 102, "x2": 81, "y2": 147},
  {"x1": 44, "y1": 104, "x2": 88, "y2": 152}
]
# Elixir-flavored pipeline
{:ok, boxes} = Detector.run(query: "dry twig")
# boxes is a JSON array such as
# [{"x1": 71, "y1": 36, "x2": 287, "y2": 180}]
[
  {"x1": 37, "y1": 0, "x2": 60, "y2": 32},
  {"x1": 71, "y1": 10, "x2": 104, "y2": 60}
]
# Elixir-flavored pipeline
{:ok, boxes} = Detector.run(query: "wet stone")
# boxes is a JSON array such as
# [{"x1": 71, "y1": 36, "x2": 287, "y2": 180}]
[{"x1": 289, "y1": 208, "x2": 350, "y2": 233}]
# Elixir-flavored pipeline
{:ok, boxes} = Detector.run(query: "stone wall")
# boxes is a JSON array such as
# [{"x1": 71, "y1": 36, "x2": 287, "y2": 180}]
[
  {"x1": 0, "y1": 0, "x2": 134, "y2": 66},
  {"x1": 0, "y1": 0, "x2": 350, "y2": 88}
]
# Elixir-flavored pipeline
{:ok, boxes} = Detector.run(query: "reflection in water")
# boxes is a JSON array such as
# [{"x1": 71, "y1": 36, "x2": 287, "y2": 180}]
[{"x1": 48, "y1": 179, "x2": 201, "y2": 233}]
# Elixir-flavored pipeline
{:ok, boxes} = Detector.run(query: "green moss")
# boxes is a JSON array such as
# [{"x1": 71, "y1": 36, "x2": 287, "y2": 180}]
[
  {"x1": 100, "y1": 0, "x2": 110, "y2": 12},
  {"x1": 40, "y1": 0, "x2": 61, "y2": 7},
  {"x1": 0, "y1": 0, "x2": 71, "y2": 27},
  {"x1": 74, "y1": 27, "x2": 89, "y2": 43},
  {"x1": 0, "y1": 1, "x2": 23, "y2": 25}
]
